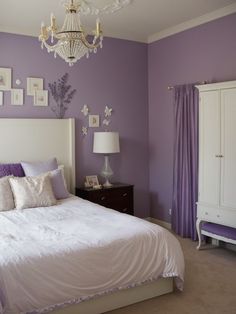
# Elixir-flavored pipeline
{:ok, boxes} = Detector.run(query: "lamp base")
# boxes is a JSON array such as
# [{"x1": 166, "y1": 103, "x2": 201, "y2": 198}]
[
  {"x1": 101, "y1": 155, "x2": 113, "y2": 188},
  {"x1": 103, "y1": 178, "x2": 113, "y2": 188}
]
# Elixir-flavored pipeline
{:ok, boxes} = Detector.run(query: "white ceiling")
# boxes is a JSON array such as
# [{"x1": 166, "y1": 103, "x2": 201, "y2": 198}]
[{"x1": 0, "y1": 0, "x2": 236, "y2": 43}]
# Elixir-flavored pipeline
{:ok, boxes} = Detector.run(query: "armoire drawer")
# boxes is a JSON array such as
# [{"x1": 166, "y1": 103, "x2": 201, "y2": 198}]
[
  {"x1": 197, "y1": 207, "x2": 221, "y2": 222},
  {"x1": 197, "y1": 204, "x2": 236, "y2": 227}
]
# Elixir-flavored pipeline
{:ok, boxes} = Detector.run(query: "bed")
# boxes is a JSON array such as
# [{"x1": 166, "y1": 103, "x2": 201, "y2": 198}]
[{"x1": 0, "y1": 118, "x2": 184, "y2": 314}]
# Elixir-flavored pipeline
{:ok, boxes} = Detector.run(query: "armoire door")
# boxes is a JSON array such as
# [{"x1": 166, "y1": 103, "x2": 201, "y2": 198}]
[
  {"x1": 199, "y1": 90, "x2": 221, "y2": 206},
  {"x1": 220, "y1": 88, "x2": 236, "y2": 209}
]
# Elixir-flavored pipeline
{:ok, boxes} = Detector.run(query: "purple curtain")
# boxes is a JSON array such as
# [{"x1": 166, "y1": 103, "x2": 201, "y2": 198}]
[{"x1": 172, "y1": 84, "x2": 199, "y2": 240}]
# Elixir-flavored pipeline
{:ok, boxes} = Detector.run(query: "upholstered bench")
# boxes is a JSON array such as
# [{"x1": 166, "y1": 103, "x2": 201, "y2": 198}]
[{"x1": 202, "y1": 223, "x2": 236, "y2": 246}]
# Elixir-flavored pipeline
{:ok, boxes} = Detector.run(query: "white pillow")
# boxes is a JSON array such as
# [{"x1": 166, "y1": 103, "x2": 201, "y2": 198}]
[
  {"x1": 9, "y1": 174, "x2": 57, "y2": 210},
  {"x1": 0, "y1": 176, "x2": 15, "y2": 212}
]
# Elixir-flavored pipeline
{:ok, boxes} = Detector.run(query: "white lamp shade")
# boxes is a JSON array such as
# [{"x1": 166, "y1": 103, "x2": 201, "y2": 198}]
[{"x1": 93, "y1": 132, "x2": 120, "y2": 154}]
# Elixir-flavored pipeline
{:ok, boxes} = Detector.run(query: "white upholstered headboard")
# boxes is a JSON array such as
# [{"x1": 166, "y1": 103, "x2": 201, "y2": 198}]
[{"x1": 0, "y1": 118, "x2": 75, "y2": 193}]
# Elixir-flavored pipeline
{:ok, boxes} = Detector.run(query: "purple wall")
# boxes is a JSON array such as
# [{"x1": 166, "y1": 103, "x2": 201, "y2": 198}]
[
  {"x1": 148, "y1": 13, "x2": 236, "y2": 222},
  {"x1": 0, "y1": 32, "x2": 149, "y2": 217},
  {"x1": 2, "y1": 12, "x2": 236, "y2": 221}
]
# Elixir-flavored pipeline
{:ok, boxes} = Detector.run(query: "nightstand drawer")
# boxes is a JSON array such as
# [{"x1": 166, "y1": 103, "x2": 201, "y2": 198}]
[
  {"x1": 105, "y1": 187, "x2": 133, "y2": 214},
  {"x1": 107, "y1": 187, "x2": 132, "y2": 199},
  {"x1": 89, "y1": 190, "x2": 111, "y2": 207},
  {"x1": 108, "y1": 199, "x2": 133, "y2": 214},
  {"x1": 76, "y1": 184, "x2": 134, "y2": 215}
]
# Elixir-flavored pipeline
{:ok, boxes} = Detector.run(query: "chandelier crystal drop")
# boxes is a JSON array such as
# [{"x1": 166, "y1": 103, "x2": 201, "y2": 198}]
[{"x1": 39, "y1": 0, "x2": 131, "y2": 66}]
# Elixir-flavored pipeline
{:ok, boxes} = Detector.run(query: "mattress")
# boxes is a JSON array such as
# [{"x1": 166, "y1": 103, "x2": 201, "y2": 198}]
[{"x1": 0, "y1": 196, "x2": 184, "y2": 314}]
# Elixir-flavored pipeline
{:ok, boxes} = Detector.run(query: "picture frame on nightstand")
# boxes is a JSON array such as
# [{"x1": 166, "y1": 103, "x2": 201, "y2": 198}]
[{"x1": 85, "y1": 175, "x2": 100, "y2": 188}]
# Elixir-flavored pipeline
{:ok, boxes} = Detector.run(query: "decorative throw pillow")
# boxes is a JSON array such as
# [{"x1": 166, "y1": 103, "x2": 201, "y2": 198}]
[
  {"x1": 0, "y1": 163, "x2": 25, "y2": 178},
  {"x1": 49, "y1": 168, "x2": 69, "y2": 200},
  {"x1": 21, "y1": 158, "x2": 58, "y2": 177},
  {"x1": 58, "y1": 165, "x2": 68, "y2": 189},
  {"x1": 9, "y1": 175, "x2": 57, "y2": 210},
  {"x1": 0, "y1": 176, "x2": 15, "y2": 211}
]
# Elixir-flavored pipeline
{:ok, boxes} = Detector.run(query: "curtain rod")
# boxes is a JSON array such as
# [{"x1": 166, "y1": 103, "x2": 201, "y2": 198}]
[{"x1": 167, "y1": 81, "x2": 208, "y2": 90}]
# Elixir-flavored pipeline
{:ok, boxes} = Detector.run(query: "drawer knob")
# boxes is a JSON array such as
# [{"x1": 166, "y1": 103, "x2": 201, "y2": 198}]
[
  {"x1": 205, "y1": 212, "x2": 208, "y2": 215},
  {"x1": 122, "y1": 208, "x2": 128, "y2": 212},
  {"x1": 217, "y1": 214, "x2": 220, "y2": 218},
  {"x1": 101, "y1": 196, "x2": 106, "y2": 201},
  {"x1": 123, "y1": 193, "x2": 128, "y2": 197}
]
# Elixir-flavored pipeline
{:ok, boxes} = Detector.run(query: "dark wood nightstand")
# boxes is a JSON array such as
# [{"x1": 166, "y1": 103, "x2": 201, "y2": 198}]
[{"x1": 76, "y1": 183, "x2": 134, "y2": 215}]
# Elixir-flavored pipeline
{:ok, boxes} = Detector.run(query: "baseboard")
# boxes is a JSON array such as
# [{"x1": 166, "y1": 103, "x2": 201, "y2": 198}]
[{"x1": 145, "y1": 217, "x2": 172, "y2": 230}]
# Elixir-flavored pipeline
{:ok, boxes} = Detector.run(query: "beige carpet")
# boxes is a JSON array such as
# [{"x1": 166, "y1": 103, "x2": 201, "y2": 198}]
[{"x1": 107, "y1": 236, "x2": 236, "y2": 314}]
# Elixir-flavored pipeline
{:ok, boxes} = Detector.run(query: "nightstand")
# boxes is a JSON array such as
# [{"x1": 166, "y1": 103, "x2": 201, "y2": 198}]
[{"x1": 76, "y1": 183, "x2": 134, "y2": 215}]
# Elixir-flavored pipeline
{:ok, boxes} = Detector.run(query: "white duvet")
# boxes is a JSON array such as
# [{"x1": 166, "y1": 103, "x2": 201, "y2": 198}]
[{"x1": 0, "y1": 196, "x2": 184, "y2": 314}]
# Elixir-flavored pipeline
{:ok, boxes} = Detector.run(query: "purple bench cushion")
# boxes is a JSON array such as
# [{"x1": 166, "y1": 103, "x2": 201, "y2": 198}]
[
  {"x1": 0, "y1": 163, "x2": 25, "y2": 178},
  {"x1": 202, "y1": 222, "x2": 236, "y2": 241}
]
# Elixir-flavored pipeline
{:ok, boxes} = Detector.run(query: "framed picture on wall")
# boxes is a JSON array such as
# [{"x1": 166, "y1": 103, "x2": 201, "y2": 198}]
[
  {"x1": 0, "y1": 68, "x2": 12, "y2": 91},
  {"x1": 0, "y1": 91, "x2": 3, "y2": 105},
  {"x1": 11, "y1": 89, "x2": 24, "y2": 105},
  {"x1": 27, "y1": 77, "x2": 43, "y2": 96},
  {"x1": 89, "y1": 115, "x2": 100, "y2": 127},
  {"x1": 34, "y1": 90, "x2": 48, "y2": 106}
]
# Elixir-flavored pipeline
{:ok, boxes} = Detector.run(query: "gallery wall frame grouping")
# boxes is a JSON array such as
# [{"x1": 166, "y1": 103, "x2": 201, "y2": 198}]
[
  {"x1": 81, "y1": 104, "x2": 114, "y2": 137},
  {"x1": 0, "y1": 67, "x2": 48, "y2": 107}
]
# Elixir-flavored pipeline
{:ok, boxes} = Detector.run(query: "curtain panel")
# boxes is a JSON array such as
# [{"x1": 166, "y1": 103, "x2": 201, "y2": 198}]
[{"x1": 172, "y1": 84, "x2": 199, "y2": 240}]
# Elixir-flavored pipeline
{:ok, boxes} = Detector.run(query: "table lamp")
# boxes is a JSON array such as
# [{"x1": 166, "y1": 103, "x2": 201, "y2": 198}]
[{"x1": 93, "y1": 132, "x2": 120, "y2": 187}]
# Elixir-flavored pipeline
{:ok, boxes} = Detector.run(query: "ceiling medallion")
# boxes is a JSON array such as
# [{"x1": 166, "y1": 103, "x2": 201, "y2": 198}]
[
  {"x1": 39, "y1": 0, "x2": 131, "y2": 66},
  {"x1": 79, "y1": 0, "x2": 131, "y2": 15}
]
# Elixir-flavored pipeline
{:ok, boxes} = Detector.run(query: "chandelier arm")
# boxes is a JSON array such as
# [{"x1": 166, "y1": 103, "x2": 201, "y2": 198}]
[
  {"x1": 80, "y1": 33, "x2": 102, "y2": 49},
  {"x1": 40, "y1": 40, "x2": 60, "y2": 52}
]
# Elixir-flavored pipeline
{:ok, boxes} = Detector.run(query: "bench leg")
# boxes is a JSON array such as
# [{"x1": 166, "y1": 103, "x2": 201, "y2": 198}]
[{"x1": 196, "y1": 218, "x2": 203, "y2": 250}]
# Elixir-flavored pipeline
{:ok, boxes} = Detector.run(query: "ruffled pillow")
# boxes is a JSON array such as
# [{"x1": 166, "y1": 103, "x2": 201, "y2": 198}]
[
  {"x1": 0, "y1": 176, "x2": 15, "y2": 211},
  {"x1": 9, "y1": 174, "x2": 57, "y2": 210}
]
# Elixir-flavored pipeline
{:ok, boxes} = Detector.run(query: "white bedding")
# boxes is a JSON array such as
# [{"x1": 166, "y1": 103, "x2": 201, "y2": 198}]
[{"x1": 0, "y1": 196, "x2": 184, "y2": 314}]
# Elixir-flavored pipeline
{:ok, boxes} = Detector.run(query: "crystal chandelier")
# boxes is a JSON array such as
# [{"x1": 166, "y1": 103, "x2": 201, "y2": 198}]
[{"x1": 39, "y1": 0, "x2": 131, "y2": 66}]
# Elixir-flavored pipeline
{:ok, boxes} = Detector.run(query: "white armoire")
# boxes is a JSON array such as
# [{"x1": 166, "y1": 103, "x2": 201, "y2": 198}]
[{"x1": 196, "y1": 80, "x2": 236, "y2": 249}]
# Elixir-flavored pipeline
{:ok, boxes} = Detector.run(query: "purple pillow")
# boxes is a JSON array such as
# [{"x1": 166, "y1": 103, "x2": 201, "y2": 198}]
[
  {"x1": 0, "y1": 163, "x2": 25, "y2": 178},
  {"x1": 50, "y1": 168, "x2": 69, "y2": 200},
  {"x1": 21, "y1": 158, "x2": 58, "y2": 177}
]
